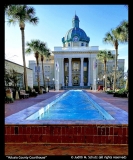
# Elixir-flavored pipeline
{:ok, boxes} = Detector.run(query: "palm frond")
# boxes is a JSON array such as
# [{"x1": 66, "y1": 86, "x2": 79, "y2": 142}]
[
  {"x1": 5, "y1": 5, "x2": 39, "y2": 26},
  {"x1": 25, "y1": 48, "x2": 32, "y2": 54},
  {"x1": 115, "y1": 20, "x2": 128, "y2": 42},
  {"x1": 103, "y1": 31, "x2": 114, "y2": 45}
]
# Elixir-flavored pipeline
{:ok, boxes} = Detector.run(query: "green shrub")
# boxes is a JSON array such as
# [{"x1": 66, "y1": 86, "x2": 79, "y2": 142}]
[
  {"x1": 115, "y1": 88, "x2": 128, "y2": 94},
  {"x1": 31, "y1": 91, "x2": 38, "y2": 97},
  {"x1": 33, "y1": 86, "x2": 39, "y2": 92},
  {"x1": 106, "y1": 90, "x2": 115, "y2": 94},
  {"x1": 5, "y1": 96, "x2": 14, "y2": 103},
  {"x1": 28, "y1": 86, "x2": 32, "y2": 92},
  {"x1": 113, "y1": 88, "x2": 128, "y2": 97},
  {"x1": 27, "y1": 89, "x2": 38, "y2": 97}
]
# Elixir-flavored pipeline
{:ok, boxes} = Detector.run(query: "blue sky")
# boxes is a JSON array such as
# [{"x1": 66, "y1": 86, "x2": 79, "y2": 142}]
[{"x1": 5, "y1": 4, "x2": 128, "y2": 71}]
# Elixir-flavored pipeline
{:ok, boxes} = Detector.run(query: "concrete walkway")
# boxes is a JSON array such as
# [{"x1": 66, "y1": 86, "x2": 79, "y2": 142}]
[{"x1": 5, "y1": 89, "x2": 128, "y2": 156}]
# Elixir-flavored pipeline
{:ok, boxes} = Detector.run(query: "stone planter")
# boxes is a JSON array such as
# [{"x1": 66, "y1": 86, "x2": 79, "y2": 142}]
[
  {"x1": 6, "y1": 89, "x2": 13, "y2": 98},
  {"x1": 113, "y1": 93, "x2": 127, "y2": 97}
]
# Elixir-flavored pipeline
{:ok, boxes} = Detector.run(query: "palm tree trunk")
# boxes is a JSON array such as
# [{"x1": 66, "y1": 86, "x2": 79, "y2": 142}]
[
  {"x1": 125, "y1": 70, "x2": 128, "y2": 90},
  {"x1": 104, "y1": 61, "x2": 107, "y2": 91},
  {"x1": 125, "y1": 78, "x2": 128, "y2": 90},
  {"x1": 41, "y1": 58, "x2": 45, "y2": 88},
  {"x1": 113, "y1": 51, "x2": 117, "y2": 91},
  {"x1": 113, "y1": 41, "x2": 118, "y2": 91},
  {"x1": 36, "y1": 53, "x2": 40, "y2": 93},
  {"x1": 20, "y1": 27, "x2": 28, "y2": 91}
]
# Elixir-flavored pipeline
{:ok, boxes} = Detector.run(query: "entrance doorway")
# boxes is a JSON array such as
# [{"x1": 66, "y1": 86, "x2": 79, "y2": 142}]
[
  {"x1": 65, "y1": 76, "x2": 69, "y2": 86},
  {"x1": 72, "y1": 75, "x2": 80, "y2": 86}
]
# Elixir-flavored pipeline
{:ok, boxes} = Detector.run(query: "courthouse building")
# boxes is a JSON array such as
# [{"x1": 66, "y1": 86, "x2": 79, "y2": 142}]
[{"x1": 29, "y1": 14, "x2": 124, "y2": 90}]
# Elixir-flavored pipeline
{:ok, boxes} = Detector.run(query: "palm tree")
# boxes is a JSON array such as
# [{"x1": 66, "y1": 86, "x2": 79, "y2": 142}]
[
  {"x1": 103, "y1": 29, "x2": 121, "y2": 91},
  {"x1": 40, "y1": 46, "x2": 51, "y2": 90},
  {"x1": 115, "y1": 20, "x2": 128, "y2": 42},
  {"x1": 103, "y1": 18, "x2": 128, "y2": 91},
  {"x1": 97, "y1": 50, "x2": 114, "y2": 91},
  {"x1": 5, "y1": 5, "x2": 39, "y2": 91},
  {"x1": 118, "y1": 6, "x2": 128, "y2": 90},
  {"x1": 26, "y1": 40, "x2": 47, "y2": 93},
  {"x1": 116, "y1": 21, "x2": 128, "y2": 91}
]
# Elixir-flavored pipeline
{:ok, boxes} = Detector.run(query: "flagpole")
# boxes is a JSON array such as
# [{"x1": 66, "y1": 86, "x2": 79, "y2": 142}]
[
  {"x1": 55, "y1": 61, "x2": 57, "y2": 91},
  {"x1": 57, "y1": 61, "x2": 59, "y2": 91},
  {"x1": 55, "y1": 61, "x2": 59, "y2": 91}
]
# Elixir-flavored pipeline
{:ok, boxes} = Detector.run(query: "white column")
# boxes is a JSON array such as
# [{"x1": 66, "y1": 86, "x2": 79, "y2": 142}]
[
  {"x1": 54, "y1": 58, "x2": 59, "y2": 91},
  {"x1": 68, "y1": 58, "x2": 72, "y2": 86},
  {"x1": 93, "y1": 58, "x2": 97, "y2": 90},
  {"x1": 80, "y1": 57, "x2": 84, "y2": 86},
  {"x1": 87, "y1": 58, "x2": 91, "y2": 86},
  {"x1": 54, "y1": 58, "x2": 57, "y2": 90},
  {"x1": 62, "y1": 58, "x2": 64, "y2": 86}
]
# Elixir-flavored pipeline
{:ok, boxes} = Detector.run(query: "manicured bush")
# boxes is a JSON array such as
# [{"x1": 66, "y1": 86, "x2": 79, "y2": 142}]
[
  {"x1": 106, "y1": 90, "x2": 115, "y2": 94},
  {"x1": 26, "y1": 90, "x2": 38, "y2": 97},
  {"x1": 113, "y1": 88, "x2": 128, "y2": 97}
]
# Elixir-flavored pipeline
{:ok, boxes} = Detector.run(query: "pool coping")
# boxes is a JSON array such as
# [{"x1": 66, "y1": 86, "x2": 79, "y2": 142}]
[{"x1": 5, "y1": 90, "x2": 128, "y2": 125}]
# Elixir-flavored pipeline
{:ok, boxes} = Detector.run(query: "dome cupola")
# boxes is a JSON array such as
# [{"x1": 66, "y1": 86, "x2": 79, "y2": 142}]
[
  {"x1": 72, "y1": 14, "x2": 80, "y2": 28},
  {"x1": 62, "y1": 14, "x2": 90, "y2": 47}
]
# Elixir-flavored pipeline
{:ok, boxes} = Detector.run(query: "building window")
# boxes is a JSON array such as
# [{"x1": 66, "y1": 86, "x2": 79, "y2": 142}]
[
  {"x1": 35, "y1": 66, "x2": 40, "y2": 72},
  {"x1": 46, "y1": 59, "x2": 51, "y2": 61},
  {"x1": 83, "y1": 62, "x2": 87, "y2": 71},
  {"x1": 65, "y1": 63, "x2": 68, "y2": 72},
  {"x1": 86, "y1": 43, "x2": 88, "y2": 47},
  {"x1": 17, "y1": 73, "x2": 23, "y2": 88},
  {"x1": 73, "y1": 36, "x2": 79, "y2": 42},
  {"x1": 81, "y1": 43, "x2": 84, "y2": 46},
  {"x1": 112, "y1": 65, "x2": 119, "y2": 70},
  {"x1": 44, "y1": 66, "x2": 50, "y2": 72},
  {"x1": 73, "y1": 62, "x2": 79, "y2": 71},
  {"x1": 68, "y1": 43, "x2": 70, "y2": 47}
]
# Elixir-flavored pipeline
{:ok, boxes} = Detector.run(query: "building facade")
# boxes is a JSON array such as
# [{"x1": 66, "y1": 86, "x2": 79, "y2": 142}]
[
  {"x1": 29, "y1": 14, "x2": 125, "y2": 90},
  {"x1": 29, "y1": 55, "x2": 55, "y2": 88},
  {"x1": 5, "y1": 59, "x2": 33, "y2": 89}
]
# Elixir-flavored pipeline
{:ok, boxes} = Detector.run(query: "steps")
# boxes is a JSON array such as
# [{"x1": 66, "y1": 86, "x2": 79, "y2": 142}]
[{"x1": 61, "y1": 86, "x2": 91, "y2": 90}]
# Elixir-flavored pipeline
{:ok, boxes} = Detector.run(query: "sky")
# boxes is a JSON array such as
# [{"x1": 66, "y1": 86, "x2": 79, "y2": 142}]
[{"x1": 5, "y1": 4, "x2": 128, "y2": 72}]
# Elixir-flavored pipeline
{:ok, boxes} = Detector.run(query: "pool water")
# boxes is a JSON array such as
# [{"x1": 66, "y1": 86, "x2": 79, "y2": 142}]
[{"x1": 32, "y1": 90, "x2": 114, "y2": 120}]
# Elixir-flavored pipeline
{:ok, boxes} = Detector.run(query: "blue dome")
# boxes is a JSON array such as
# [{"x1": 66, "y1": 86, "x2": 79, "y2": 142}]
[
  {"x1": 63, "y1": 27, "x2": 90, "y2": 43},
  {"x1": 62, "y1": 14, "x2": 90, "y2": 43}
]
